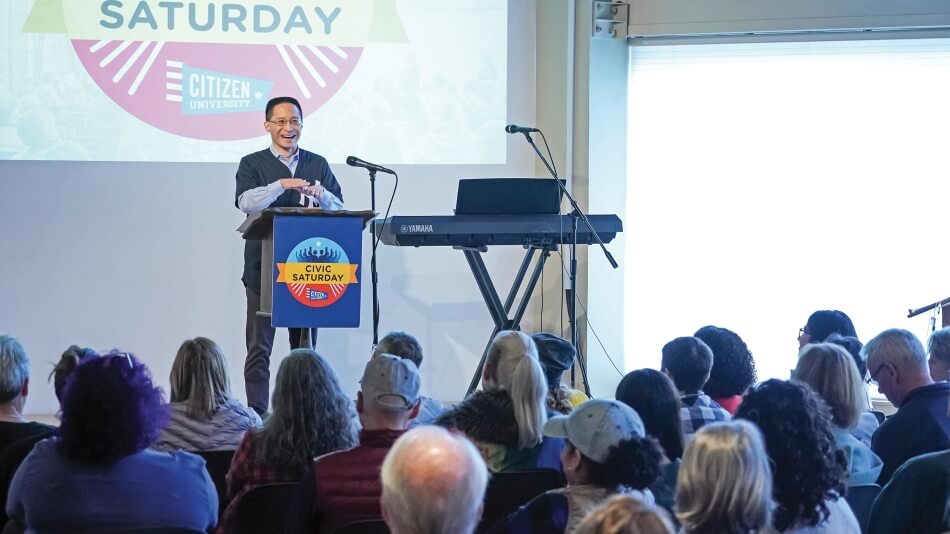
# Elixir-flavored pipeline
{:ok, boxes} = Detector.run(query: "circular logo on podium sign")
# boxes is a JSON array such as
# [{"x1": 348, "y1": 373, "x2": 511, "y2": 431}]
[{"x1": 277, "y1": 237, "x2": 358, "y2": 308}]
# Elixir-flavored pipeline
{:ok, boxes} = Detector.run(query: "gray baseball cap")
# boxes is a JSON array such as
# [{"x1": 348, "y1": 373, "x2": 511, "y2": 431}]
[
  {"x1": 543, "y1": 399, "x2": 645, "y2": 463},
  {"x1": 360, "y1": 353, "x2": 420, "y2": 412}
]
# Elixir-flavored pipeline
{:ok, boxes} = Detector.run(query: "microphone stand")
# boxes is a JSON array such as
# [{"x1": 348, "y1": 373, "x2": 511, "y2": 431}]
[
  {"x1": 518, "y1": 131, "x2": 619, "y2": 397},
  {"x1": 368, "y1": 169, "x2": 380, "y2": 345}
]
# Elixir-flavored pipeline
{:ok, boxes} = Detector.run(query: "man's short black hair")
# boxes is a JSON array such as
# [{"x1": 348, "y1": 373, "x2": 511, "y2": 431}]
[
  {"x1": 374, "y1": 331, "x2": 424, "y2": 368},
  {"x1": 661, "y1": 336, "x2": 713, "y2": 394},
  {"x1": 265, "y1": 96, "x2": 302, "y2": 121}
]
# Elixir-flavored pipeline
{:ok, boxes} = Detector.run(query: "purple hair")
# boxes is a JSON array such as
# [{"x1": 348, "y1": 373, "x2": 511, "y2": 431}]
[{"x1": 59, "y1": 351, "x2": 169, "y2": 464}]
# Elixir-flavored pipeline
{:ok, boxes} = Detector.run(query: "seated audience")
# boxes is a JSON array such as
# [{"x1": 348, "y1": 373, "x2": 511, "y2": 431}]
[
  {"x1": 220, "y1": 349, "x2": 358, "y2": 531},
  {"x1": 489, "y1": 399, "x2": 662, "y2": 533},
  {"x1": 533, "y1": 332, "x2": 586, "y2": 413},
  {"x1": 675, "y1": 420, "x2": 773, "y2": 534},
  {"x1": 863, "y1": 328, "x2": 950, "y2": 484},
  {"x1": 615, "y1": 369, "x2": 684, "y2": 515},
  {"x1": 792, "y1": 343, "x2": 883, "y2": 485},
  {"x1": 436, "y1": 330, "x2": 563, "y2": 472},
  {"x1": 575, "y1": 494, "x2": 675, "y2": 534},
  {"x1": 824, "y1": 333, "x2": 879, "y2": 446},
  {"x1": 153, "y1": 337, "x2": 261, "y2": 452},
  {"x1": 693, "y1": 326, "x2": 757, "y2": 415},
  {"x1": 6, "y1": 351, "x2": 217, "y2": 531},
  {"x1": 927, "y1": 325, "x2": 950, "y2": 382},
  {"x1": 291, "y1": 354, "x2": 421, "y2": 533},
  {"x1": 0, "y1": 336, "x2": 53, "y2": 454},
  {"x1": 660, "y1": 336, "x2": 730, "y2": 439},
  {"x1": 380, "y1": 426, "x2": 489, "y2": 534},
  {"x1": 373, "y1": 331, "x2": 446, "y2": 425},
  {"x1": 797, "y1": 309, "x2": 858, "y2": 348},
  {"x1": 737, "y1": 379, "x2": 859, "y2": 533}
]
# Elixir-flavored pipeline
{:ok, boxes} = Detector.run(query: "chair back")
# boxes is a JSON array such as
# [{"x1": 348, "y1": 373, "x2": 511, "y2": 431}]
[
  {"x1": 230, "y1": 482, "x2": 300, "y2": 534},
  {"x1": 845, "y1": 484, "x2": 881, "y2": 534},
  {"x1": 332, "y1": 519, "x2": 390, "y2": 534},
  {"x1": 476, "y1": 468, "x2": 565, "y2": 533},
  {"x1": 192, "y1": 449, "x2": 235, "y2": 517}
]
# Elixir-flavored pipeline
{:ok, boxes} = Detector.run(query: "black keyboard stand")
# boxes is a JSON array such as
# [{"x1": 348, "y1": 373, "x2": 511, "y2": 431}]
[{"x1": 462, "y1": 242, "x2": 556, "y2": 397}]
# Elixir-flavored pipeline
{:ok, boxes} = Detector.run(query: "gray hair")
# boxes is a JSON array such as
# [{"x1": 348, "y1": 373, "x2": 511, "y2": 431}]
[
  {"x1": 381, "y1": 426, "x2": 489, "y2": 534},
  {"x1": 676, "y1": 420, "x2": 773, "y2": 534},
  {"x1": 169, "y1": 337, "x2": 232, "y2": 420},
  {"x1": 861, "y1": 328, "x2": 927, "y2": 371},
  {"x1": 0, "y1": 336, "x2": 29, "y2": 404},
  {"x1": 373, "y1": 331, "x2": 424, "y2": 368},
  {"x1": 484, "y1": 330, "x2": 548, "y2": 449},
  {"x1": 928, "y1": 326, "x2": 950, "y2": 366}
]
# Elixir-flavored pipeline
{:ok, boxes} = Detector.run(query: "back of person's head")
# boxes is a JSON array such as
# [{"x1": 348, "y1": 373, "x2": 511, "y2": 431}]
[
  {"x1": 660, "y1": 336, "x2": 713, "y2": 394},
  {"x1": 381, "y1": 426, "x2": 489, "y2": 534},
  {"x1": 49, "y1": 345, "x2": 98, "y2": 403},
  {"x1": 483, "y1": 330, "x2": 548, "y2": 449},
  {"x1": 575, "y1": 494, "x2": 675, "y2": 534},
  {"x1": 373, "y1": 331, "x2": 424, "y2": 368},
  {"x1": 545, "y1": 399, "x2": 662, "y2": 491},
  {"x1": 735, "y1": 379, "x2": 846, "y2": 532},
  {"x1": 0, "y1": 335, "x2": 29, "y2": 405},
  {"x1": 169, "y1": 337, "x2": 231, "y2": 420},
  {"x1": 927, "y1": 326, "x2": 950, "y2": 382},
  {"x1": 693, "y1": 326, "x2": 757, "y2": 398},
  {"x1": 862, "y1": 328, "x2": 928, "y2": 376},
  {"x1": 264, "y1": 95, "x2": 302, "y2": 119},
  {"x1": 531, "y1": 332, "x2": 576, "y2": 389},
  {"x1": 804, "y1": 310, "x2": 858, "y2": 342},
  {"x1": 59, "y1": 351, "x2": 168, "y2": 465},
  {"x1": 257, "y1": 349, "x2": 357, "y2": 470},
  {"x1": 824, "y1": 333, "x2": 866, "y2": 378},
  {"x1": 676, "y1": 420, "x2": 773, "y2": 534},
  {"x1": 792, "y1": 343, "x2": 863, "y2": 429},
  {"x1": 615, "y1": 368, "x2": 684, "y2": 461},
  {"x1": 359, "y1": 353, "x2": 421, "y2": 428}
]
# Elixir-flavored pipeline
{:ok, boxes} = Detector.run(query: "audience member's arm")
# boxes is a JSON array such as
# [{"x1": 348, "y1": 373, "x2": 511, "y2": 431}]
[
  {"x1": 225, "y1": 434, "x2": 254, "y2": 500},
  {"x1": 867, "y1": 460, "x2": 928, "y2": 534},
  {"x1": 285, "y1": 464, "x2": 318, "y2": 533},
  {"x1": 485, "y1": 492, "x2": 569, "y2": 534}
]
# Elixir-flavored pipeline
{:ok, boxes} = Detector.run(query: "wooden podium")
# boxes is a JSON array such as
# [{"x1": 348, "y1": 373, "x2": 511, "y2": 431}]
[{"x1": 239, "y1": 207, "x2": 375, "y2": 329}]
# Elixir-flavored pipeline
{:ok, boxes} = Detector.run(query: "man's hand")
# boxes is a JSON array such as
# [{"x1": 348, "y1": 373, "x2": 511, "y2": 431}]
[
  {"x1": 279, "y1": 178, "x2": 309, "y2": 190},
  {"x1": 302, "y1": 183, "x2": 326, "y2": 198}
]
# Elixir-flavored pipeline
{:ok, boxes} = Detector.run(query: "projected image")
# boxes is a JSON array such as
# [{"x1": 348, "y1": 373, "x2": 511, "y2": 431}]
[{"x1": 0, "y1": 0, "x2": 507, "y2": 163}]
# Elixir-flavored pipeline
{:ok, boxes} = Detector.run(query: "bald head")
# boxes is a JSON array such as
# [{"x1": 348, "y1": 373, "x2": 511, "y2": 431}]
[{"x1": 381, "y1": 426, "x2": 489, "y2": 534}]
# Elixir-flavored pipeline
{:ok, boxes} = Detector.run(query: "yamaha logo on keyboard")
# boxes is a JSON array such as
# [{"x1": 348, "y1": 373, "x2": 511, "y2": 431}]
[{"x1": 402, "y1": 224, "x2": 434, "y2": 233}]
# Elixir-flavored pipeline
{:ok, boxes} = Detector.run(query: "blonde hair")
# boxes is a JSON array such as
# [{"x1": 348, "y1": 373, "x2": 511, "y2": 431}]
[
  {"x1": 576, "y1": 494, "x2": 675, "y2": 534},
  {"x1": 484, "y1": 330, "x2": 548, "y2": 448},
  {"x1": 676, "y1": 421, "x2": 773, "y2": 534},
  {"x1": 793, "y1": 343, "x2": 863, "y2": 429},
  {"x1": 169, "y1": 337, "x2": 231, "y2": 420}
]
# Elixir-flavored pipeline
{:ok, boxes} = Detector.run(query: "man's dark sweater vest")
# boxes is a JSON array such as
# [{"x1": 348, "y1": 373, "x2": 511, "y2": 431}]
[{"x1": 235, "y1": 148, "x2": 343, "y2": 293}]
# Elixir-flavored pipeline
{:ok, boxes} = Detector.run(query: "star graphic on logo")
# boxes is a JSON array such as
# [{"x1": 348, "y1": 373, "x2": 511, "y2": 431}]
[
  {"x1": 314, "y1": 241, "x2": 322, "y2": 248},
  {"x1": 254, "y1": 91, "x2": 263, "y2": 99}
]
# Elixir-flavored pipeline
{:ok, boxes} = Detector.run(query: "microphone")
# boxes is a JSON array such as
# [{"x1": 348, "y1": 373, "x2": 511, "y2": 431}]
[
  {"x1": 346, "y1": 156, "x2": 395, "y2": 175},
  {"x1": 505, "y1": 124, "x2": 540, "y2": 134}
]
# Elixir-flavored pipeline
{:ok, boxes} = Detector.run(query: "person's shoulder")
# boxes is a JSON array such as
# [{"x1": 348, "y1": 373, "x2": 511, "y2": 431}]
[
  {"x1": 298, "y1": 148, "x2": 328, "y2": 161},
  {"x1": 238, "y1": 148, "x2": 273, "y2": 166}
]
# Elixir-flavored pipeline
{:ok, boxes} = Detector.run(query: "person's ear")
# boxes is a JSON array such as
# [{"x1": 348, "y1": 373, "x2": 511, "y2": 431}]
[
  {"x1": 562, "y1": 445, "x2": 582, "y2": 472},
  {"x1": 409, "y1": 401, "x2": 421, "y2": 420},
  {"x1": 356, "y1": 392, "x2": 365, "y2": 414},
  {"x1": 21, "y1": 378, "x2": 29, "y2": 398}
]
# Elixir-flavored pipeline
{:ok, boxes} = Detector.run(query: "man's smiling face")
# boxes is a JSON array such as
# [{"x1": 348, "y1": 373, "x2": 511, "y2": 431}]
[{"x1": 265, "y1": 102, "x2": 302, "y2": 156}]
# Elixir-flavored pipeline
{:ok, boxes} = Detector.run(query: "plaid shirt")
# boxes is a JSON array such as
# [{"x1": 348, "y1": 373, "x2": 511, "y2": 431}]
[{"x1": 680, "y1": 392, "x2": 731, "y2": 438}]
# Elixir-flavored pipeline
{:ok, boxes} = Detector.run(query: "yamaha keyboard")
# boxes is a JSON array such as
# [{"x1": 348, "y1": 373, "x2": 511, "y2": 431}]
[{"x1": 376, "y1": 214, "x2": 623, "y2": 248}]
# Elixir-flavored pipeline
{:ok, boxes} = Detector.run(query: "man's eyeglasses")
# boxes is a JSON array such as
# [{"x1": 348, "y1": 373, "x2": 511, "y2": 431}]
[
  {"x1": 866, "y1": 363, "x2": 885, "y2": 385},
  {"x1": 267, "y1": 118, "x2": 302, "y2": 128},
  {"x1": 798, "y1": 327, "x2": 810, "y2": 338}
]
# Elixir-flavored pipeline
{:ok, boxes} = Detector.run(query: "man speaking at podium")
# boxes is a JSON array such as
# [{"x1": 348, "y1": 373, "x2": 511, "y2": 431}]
[{"x1": 235, "y1": 96, "x2": 344, "y2": 416}]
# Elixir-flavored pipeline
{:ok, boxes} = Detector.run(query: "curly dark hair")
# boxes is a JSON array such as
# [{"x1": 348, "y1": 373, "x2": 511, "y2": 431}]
[
  {"x1": 825, "y1": 333, "x2": 867, "y2": 378},
  {"x1": 694, "y1": 326, "x2": 757, "y2": 398},
  {"x1": 59, "y1": 352, "x2": 169, "y2": 465},
  {"x1": 578, "y1": 436, "x2": 663, "y2": 491},
  {"x1": 616, "y1": 369, "x2": 684, "y2": 461},
  {"x1": 735, "y1": 379, "x2": 847, "y2": 531}
]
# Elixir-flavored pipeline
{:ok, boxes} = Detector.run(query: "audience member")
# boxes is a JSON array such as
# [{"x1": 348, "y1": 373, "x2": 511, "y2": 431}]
[
  {"x1": 220, "y1": 349, "x2": 358, "y2": 531},
  {"x1": 6, "y1": 352, "x2": 217, "y2": 531},
  {"x1": 824, "y1": 333, "x2": 879, "y2": 446},
  {"x1": 927, "y1": 325, "x2": 950, "y2": 382},
  {"x1": 575, "y1": 494, "x2": 675, "y2": 534},
  {"x1": 792, "y1": 343, "x2": 883, "y2": 485},
  {"x1": 863, "y1": 328, "x2": 950, "y2": 484},
  {"x1": 373, "y1": 331, "x2": 446, "y2": 425},
  {"x1": 797, "y1": 310, "x2": 858, "y2": 348},
  {"x1": 660, "y1": 336, "x2": 730, "y2": 439},
  {"x1": 533, "y1": 332, "x2": 586, "y2": 413},
  {"x1": 0, "y1": 336, "x2": 53, "y2": 454},
  {"x1": 489, "y1": 400, "x2": 662, "y2": 533},
  {"x1": 693, "y1": 326, "x2": 757, "y2": 414},
  {"x1": 675, "y1": 420, "x2": 773, "y2": 534},
  {"x1": 615, "y1": 369, "x2": 684, "y2": 515},
  {"x1": 380, "y1": 426, "x2": 489, "y2": 534},
  {"x1": 737, "y1": 379, "x2": 858, "y2": 533},
  {"x1": 153, "y1": 337, "x2": 261, "y2": 452},
  {"x1": 435, "y1": 330, "x2": 563, "y2": 472},
  {"x1": 291, "y1": 354, "x2": 421, "y2": 533}
]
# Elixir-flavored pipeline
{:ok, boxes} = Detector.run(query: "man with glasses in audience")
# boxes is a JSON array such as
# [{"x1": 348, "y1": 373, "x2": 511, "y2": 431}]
[
  {"x1": 862, "y1": 328, "x2": 950, "y2": 484},
  {"x1": 234, "y1": 96, "x2": 344, "y2": 416}
]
